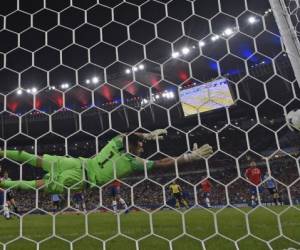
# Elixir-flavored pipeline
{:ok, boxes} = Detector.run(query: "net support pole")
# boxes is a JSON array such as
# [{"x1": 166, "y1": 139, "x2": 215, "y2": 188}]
[{"x1": 269, "y1": 0, "x2": 300, "y2": 86}]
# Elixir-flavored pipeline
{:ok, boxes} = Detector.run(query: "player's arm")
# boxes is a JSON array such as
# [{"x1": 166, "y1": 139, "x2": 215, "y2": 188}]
[
  {"x1": 152, "y1": 144, "x2": 213, "y2": 169},
  {"x1": 134, "y1": 129, "x2": 167, "y2": 141},
  {"x1": 244, "y1": 169, "x2": 249, "y2": 180},
  {"x1": 178, "y1": 185, "x2": 183, "y2": 193}
]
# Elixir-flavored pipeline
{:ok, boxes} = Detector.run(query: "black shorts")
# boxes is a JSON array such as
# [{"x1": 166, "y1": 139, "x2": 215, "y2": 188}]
[
  {"x1": 173, "y1": 193, "x2": 182, "y2": 200},
  {"x1": 268, "y1": 188, "x2": 277, "y2": 195},
  {"x1": 6, "y1": 191, "x2": 14, "y2": 201},
  {"x1": 53, "y1": 201, "x2": 60, "y2": 207}
]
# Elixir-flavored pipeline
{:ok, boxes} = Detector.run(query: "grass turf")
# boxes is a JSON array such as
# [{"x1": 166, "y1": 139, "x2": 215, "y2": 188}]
[{"x1": 0, "y1": 206, "x2": 299, "y2": 250}]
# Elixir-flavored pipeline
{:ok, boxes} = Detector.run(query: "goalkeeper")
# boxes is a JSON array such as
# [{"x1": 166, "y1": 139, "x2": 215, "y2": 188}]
[{"x1": 0, "y1": 130, "x2": 213, "y2": 193}]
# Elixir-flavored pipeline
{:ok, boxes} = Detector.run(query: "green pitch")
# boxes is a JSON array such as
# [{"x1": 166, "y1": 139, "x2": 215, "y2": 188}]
[{"x1": 0, "y1": 207, "x2": 299, "y2": 250}]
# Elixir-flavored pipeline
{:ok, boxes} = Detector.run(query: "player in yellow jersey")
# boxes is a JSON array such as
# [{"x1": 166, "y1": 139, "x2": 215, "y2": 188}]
[{"x1": 169, "y1": 181, "x2": 189, "y2": 209}]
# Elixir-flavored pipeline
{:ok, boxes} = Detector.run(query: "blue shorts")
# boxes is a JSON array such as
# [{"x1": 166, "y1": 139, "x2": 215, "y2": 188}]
[
  {"x1": 111, "y1": 187, "x2": 120, "y2": 197},
  {"x1": 250, "y1": 186, "x2": 263, "y2": 195}
]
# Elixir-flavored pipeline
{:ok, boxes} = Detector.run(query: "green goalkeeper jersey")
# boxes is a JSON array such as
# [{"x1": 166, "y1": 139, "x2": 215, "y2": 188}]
[{"x1": 84, "y1": 135, "x2": 154, "y2": 187}]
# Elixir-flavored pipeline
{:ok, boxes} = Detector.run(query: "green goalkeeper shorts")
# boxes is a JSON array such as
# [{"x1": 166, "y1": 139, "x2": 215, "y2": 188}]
[{"x1": 42, "y1": 154, "x2": 85, "y2": 193}]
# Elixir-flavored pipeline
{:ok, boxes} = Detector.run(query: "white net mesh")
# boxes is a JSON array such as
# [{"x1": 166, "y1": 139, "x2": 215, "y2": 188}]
[{"x1": 0, "y1": 0, "x2": 299, "y2": 249}]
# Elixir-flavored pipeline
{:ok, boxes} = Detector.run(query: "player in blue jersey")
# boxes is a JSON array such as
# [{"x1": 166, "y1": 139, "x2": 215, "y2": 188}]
[
  {"x1": 263, "y1": 173, "x2": 282, "y2": 206},
  {"x1": 73, "y1": 192, "x2": 87, "y2": 213},
  {"x1": 51, "y1": 194, "x2": 62, "y2": 213}
]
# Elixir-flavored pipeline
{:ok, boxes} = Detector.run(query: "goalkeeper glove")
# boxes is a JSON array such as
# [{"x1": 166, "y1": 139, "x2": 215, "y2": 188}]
[
  {"x1": 143, "y1": 129, "x2": 167, "y2": 141},
  {"x1": 184, "y1": 144, "x2": 213, "y2": 161}
]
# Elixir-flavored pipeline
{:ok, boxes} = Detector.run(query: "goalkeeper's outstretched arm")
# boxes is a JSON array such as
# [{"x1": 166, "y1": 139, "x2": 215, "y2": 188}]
[{"x1": 152, "y1": 144, "x2": 213, "y2": 169}]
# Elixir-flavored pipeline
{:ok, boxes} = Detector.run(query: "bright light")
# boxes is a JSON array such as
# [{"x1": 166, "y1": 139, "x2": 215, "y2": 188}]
[
  {"x1": 155, "y1": 95, "x2": 160, "y2": 99},
  {"x1": 169, "y1": 92, "x2": 175, "y2": 98},
  {"x1": 26, "y1": 89, "x2": 31, "y2": 93},
  {"x1": 181, "y1": 47, "x2": 190, "y2": 55},
  {"x1": 92, "y1": 77, "x2": 99, "y2": 84},
  {"x1": 31, "y1": 87, "x2": 37, "y2": 93},
  {"x1": 125, "y1": 69, "x2": 131, "y2": 74},
  {"x1": 199, "y1": 41, "x2": 205, "y2": 47},
  {"x1": 211, "y1": 35, "x2": 220, "y2": 42},
  {"x1": 172, "y1": 52, "x2": 180, "y2": 58},
  {"x1": 86, "y1": 79, "x2": 91, "y2": 84},
  {"x1": 223, "y1": 28, "x2": 234, "y2": 36},
  {"x1": 138, "y1": 64, "x2": 145, "y2": 70},
  {"x1": 17, "y1": 89, "x2": 23, "y2": 95},
  {"x1": 61, "y1": 83, "x2": 69, "y2": 89},
  {"x1": 248, "y1": 16, "x2": 257, "y2": 24},
  {"x1": 49, "y1": 86, "x2": 56, "y2": 90},
  {"x1": 133, "y1": 67, "x2": 138, "y2": 72}
]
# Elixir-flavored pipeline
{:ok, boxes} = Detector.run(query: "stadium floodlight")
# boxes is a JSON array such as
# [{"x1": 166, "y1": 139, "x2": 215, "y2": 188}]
[
  {"x1": 86, "y1": 79, "x2": 91, "y2": 84},
  {"x1": 211, "y1": 35, "x2": 220, "y2": 41},
  {"x1": 17, "y1": 89, "x2": 23, "y2": 95},
  {"x1": 155, "y1": 94, "x2": 160, "y2": 99},
  {"x1": 92, "y1": 77, "x2": 99, "y2": 84},
  {"x1": 138, "y1": 64, "x2": 145, "y2": 70},
  {"x1": 26, "y1": 89, "x2": 31, "y2": 93},
  {"x1": 169, "y1": 92, "x2": 175, "y2": 98},
  {"x1": 172, "y1": 52, "x2": 180, "y2": 58},
  {"x1": 61, "y1": 83, "x2": 69, "y2": 89},
  {"x1": 125, "y1": 69, "x2": 131, "y2": 74},
  {"x1": 31, "y1": 87, "x2": 37, "y2": 94},
  {"x1": 181, "y1": 47, "x2": 190, "y2": 55},
  {"x1": 248, "y1": 16, "x2": 257, "y2": 24},
  {"x1": 223, "y1": 28, "x2": 234, "y2": 37},
  {"x1": 199, "y1": 41, "x2": 205, "y2": 47},
  {"x1": 133, "y1": 67, "x2": 138, "y2": 72}
]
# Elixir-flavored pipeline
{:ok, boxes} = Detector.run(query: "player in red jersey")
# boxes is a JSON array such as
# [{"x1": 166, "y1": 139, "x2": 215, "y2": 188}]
[
  {"x1": 200, "y1": 179, "x2": 212, "y2": 208},
  {"x1": 245, "y1": 161, "x2": 262, "y2": 207},
  {"x1": 111, "y1": 180, "x2": 128, "y2": 213}
]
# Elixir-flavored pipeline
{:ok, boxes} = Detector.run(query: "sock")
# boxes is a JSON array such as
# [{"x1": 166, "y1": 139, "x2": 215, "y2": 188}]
[
  {"x1": 175, "y1": 201, "x2": 180, "y2": 208},
  {"x1": 5, "y1": 150, "x2": 38, "y2": 167},
  {"x1": 182, "y1": 199, "x2": 189, "y2": 208},
  {"x1": 12, "y1": 204, "x2": 18, "y2": 213},
  {"x1": 119, "y1": 198, "x2": 128, "y2": 210},
  {"x1": 112, "y1": 200, "x2": 117, "y2": 212},
  {"x1": 1, "y1": 180, "x2": 36, "y2": 190},
  {"x1": 82, "y1": 202, "x2": 87, "y2": 212},
  {"x1": 205, "y1": 198, "x2": 211, "y2": 207}
]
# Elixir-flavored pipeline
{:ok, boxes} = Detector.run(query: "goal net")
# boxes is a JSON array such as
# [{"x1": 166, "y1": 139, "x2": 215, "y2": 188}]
[{"x1": 0, "y1": 0, "x2": 299, "y2": 249}]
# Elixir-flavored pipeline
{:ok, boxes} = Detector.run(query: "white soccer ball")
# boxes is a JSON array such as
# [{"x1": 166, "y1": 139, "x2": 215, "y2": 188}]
[{"x1": 286, "y1": 109, "x2": 300, "y2": 131}]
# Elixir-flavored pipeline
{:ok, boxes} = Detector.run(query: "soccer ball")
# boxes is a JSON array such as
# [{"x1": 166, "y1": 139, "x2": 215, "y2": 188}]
[{"x1": 286, "y1": 109, "x2": 300, "y2": 131}]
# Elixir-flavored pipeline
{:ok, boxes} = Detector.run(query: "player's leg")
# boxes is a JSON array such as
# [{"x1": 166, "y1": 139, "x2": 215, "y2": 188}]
[
  {"x1": 0, "y1": 179, "x2": 44, "y2": 190},
  {"x1": 119, "y1": 196, "x2": 128, "y2": 212},
  {"x1": 174, "y1": 195, "x2": 180, "y2": 208},
  {"x1": 3, "y1": 202, "x2": 11, "y2": 219},
  {"x1": 273, "y1": 191, "x2": 281, "y2": 205},
  {"x1": 0, "y1": 150, "x2": 44, "y2": 168},
  {"x1": 204, "y1": 193, "x2": 211, "y2": 208},
  {"x1": 8, "y1": 195, "x2": 18, "y2": 213},
  {"x1": 111, "y1": 188, "x2": 118, "y2": 213},
  {"x1": 250, "y1": 187, "x2": 257, "y2": 207},
  {"x1": 180, "y1": 197, "x2": 189, "y2": 209},
  {"x1": 81, "y1": 200, "x2": 87, "y2": 213}
]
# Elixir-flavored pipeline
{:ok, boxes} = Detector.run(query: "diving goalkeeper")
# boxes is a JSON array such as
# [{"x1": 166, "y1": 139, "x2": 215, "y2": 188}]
[{"x1": 0, "y1": 130, "x2": 213, "y2": 193}]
